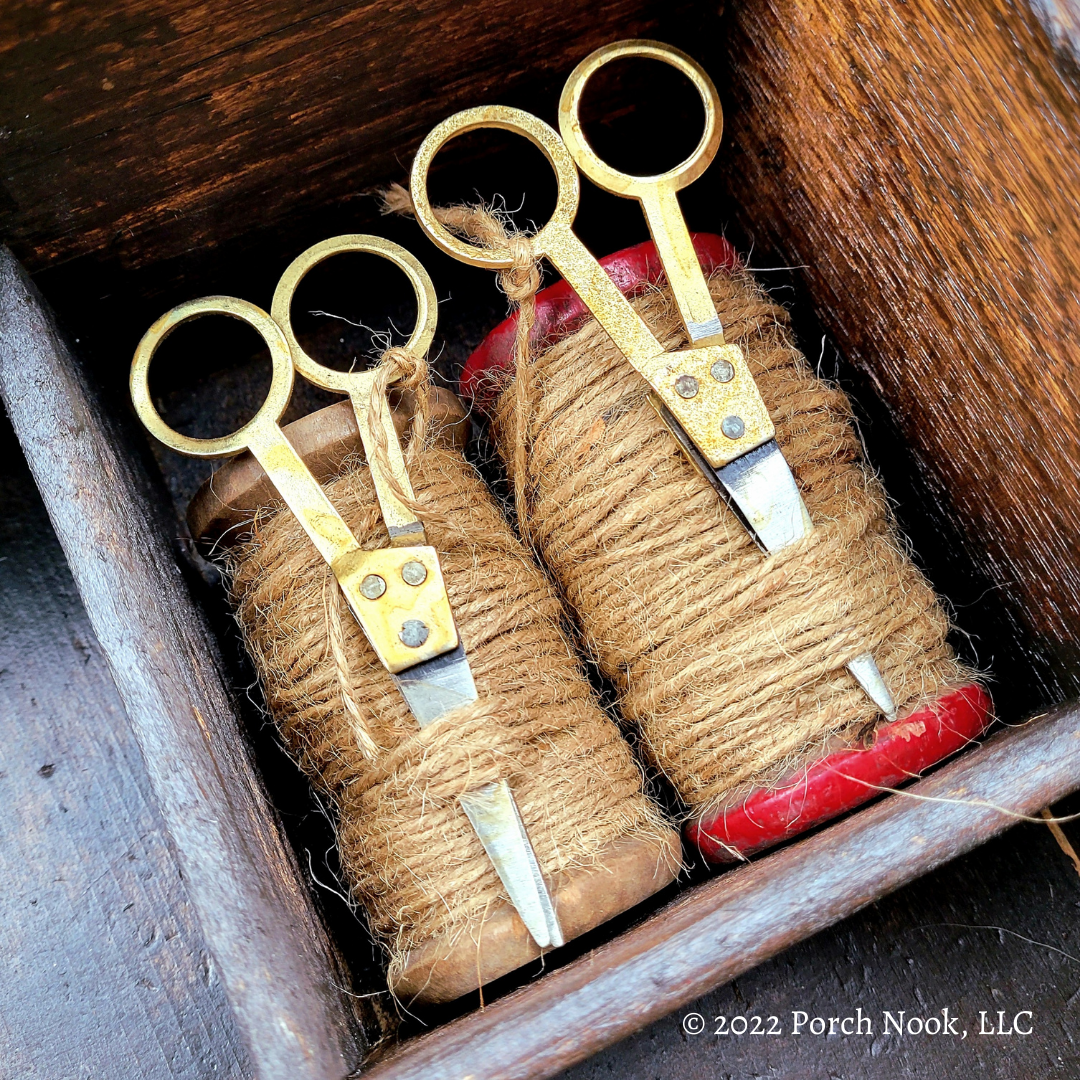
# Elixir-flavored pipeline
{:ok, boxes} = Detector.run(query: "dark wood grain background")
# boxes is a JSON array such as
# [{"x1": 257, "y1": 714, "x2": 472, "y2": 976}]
[
  {"x1": 0, "y1": 0, "x2": 711, "y2": 281},
  {"x1": 713, "y1": 0, "x2": 1080, "y2": 702},
  {"x1": 4, "y1": 0, "x2": 1080, "y2": 1075}
]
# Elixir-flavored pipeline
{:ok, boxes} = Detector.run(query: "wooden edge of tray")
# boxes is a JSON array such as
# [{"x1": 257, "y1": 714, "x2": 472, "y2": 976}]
[
  {"x1": 187, "y1": 387, "x2": 470, "y2": 547},
  {"x1": 392, "y1": 828, "x2": 683, "y2": 1006},
  {"x1": 363, "y1": 701, "x2": 1080, "y2": 1080},
  {"x1": 0, "y1": 248, "x2": 363, "y2": 1077}
]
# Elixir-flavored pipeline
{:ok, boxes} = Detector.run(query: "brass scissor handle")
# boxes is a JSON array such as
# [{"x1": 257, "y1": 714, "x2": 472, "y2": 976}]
[
  {"x1": 130, "y1": 295, "x2": 457, "y2": 674},
  {"x1": 410, "y1": 107, "x2": 582, "y2": 271},
  {"x1": 410, "y1": 106, "x2": 773, "y2": 469},
  {"x1": 131, "y1": 296, "x2": 296, "y2": 460},
  {"x1": 271, "y1": 235, "x2": 437, "y2": 546},
  {"x1": 559, "y1": 40, "x2": 725, "y2": 346}
]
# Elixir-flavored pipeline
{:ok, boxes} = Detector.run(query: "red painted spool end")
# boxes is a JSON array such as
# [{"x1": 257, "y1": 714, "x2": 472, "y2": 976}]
[
  {"x1": 461, "y1": 236, "x2": 993, "y2": 866},
  {"x1": 460, "y1": 233, "x2": 738, "y2": 411},
  {"x1": 686, "y1": 683, "x2": 993, "y2": 864}
]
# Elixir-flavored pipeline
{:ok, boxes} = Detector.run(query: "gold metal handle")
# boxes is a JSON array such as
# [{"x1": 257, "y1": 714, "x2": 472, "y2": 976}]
[
  {"x1": 559, "y1": 39, "x2": 725, "y2": 346},
  {"x1": 409, "y1": 106, "x2": 773, "y2": 468},
  {"x1": 130, "y1": 295, "x2": 457, "y2": 673},
  {"x1": 270, "y1": 235, "x2": 438, "y2": 546},
  {"x1": 410, "y1": 106, "x2": 581, "y2": 271},
  {"x1": 130, "y1": 296, "x2": 296, "y2": 460}
]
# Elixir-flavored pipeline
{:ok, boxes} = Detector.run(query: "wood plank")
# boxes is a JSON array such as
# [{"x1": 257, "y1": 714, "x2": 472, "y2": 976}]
[
  {"x1": 0, "y1": 414, "x2": 251, "y2": 1078},
  {"x1": 364, "y1": 702, "x2": 1080, "y2": 1080},
  {"x1": 714, "y1": 0, "x2": 1080, "y2": 698},
  {"x1": 0, "y1": 0, "x2": 702, "y2": 276},
  {"x1": 567, "y1": 785, "x2": 1080, "y2": 1077},
  {"x1": 0, "y1": 247, "x2": 362, "y2": 1079}
]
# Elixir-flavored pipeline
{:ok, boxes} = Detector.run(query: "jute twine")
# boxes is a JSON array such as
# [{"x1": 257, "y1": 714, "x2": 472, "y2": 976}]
[
  {"x1": 481, "y1": 272, "x2": 972, "y2": 814},
  {"x1": 382, "y1": 184, "x2": 542, "y2": 536},
  {"x1": 223, "y1": 351, "x2": 670, "y2": 981}
]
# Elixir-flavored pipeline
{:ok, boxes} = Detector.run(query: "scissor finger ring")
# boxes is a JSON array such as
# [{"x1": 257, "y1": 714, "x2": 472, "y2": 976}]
[
  {"x1": 130, "y1": 296, "x2": 295, "y2": 459},
  {"x1": 410, "y1": 105, "x2": 580, "y2": 270}
]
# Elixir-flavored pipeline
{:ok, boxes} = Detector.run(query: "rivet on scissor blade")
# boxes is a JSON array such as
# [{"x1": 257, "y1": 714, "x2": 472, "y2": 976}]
[
  {"x1": 846, "y1": 651, "x2": 898, "y2": 721},
  {"x1": 399, "y1": 619, "x2": 430, "y2": 648},
  {"x1": 722, "y1": 415, "x2": 745, "y2": 439},
  {"x1": 361, "y1": 574, "x2": 387, "y2": 599},
  {"x1": 674, "y1": 374, "x2": 699, "y2": 398},
  {"x1": 711, "y1": 358, "x2": 734, "y2": 383},
  {"x1": 401, "y1": 560, "x2": 428, "y2": 586}
]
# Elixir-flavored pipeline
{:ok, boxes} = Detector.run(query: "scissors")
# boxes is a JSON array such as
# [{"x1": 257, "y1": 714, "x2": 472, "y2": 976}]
[
  {"x1": 131, "y1": 238, "x2": 563, "y2": 950},
  {"x1": 410, "y1": 53, "x2": 896, "y2": 720}
]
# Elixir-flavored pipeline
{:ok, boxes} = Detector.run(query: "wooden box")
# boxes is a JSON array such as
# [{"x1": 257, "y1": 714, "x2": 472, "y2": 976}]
[{"x1": 3, "y1": 2, "x2": 1080, "y2": 1076}]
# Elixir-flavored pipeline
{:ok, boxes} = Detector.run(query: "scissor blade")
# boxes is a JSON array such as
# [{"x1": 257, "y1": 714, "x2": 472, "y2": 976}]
[
  {"x1": 846, "y1": 651, "x2": 898, "y2": 721},
  {"x1": 718, "y1": 451, "x2": 897, "y2": 715},
  {"x1": 393, "y1": 642, "x2": 478, "y2": 727},
  {"x1": 458, "y1": 779, "x2": 565, "y2": 950},
  {"x1": 714, "y1": 440, "x2": 813, "y2": 554},
  {"x1": 652, "y1": 396, "x2": 811, "y2": 554},
  {"x1": 395, "y1": 646, "x2": 563, "y2": 947}
]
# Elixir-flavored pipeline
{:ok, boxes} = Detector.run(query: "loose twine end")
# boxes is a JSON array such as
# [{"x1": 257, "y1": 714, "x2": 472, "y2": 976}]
[
  {"x1": 326, "y1": 575, "x2": 382, "y2": 763},
  {"x1": 366, "y1": 345, "x2": 451, "y2": 531},
  {"x1": 381, "y1": 182, "x2": 541, "y2": 542}
]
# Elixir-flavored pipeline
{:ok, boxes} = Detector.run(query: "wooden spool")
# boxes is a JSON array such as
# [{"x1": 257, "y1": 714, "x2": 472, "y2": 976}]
[
  {"x1": 188, "y1": 387, "x2": 681, "y2": 1004},
  {"x1": 462, "y1": 235, "x2": 993, "y2": 864}
]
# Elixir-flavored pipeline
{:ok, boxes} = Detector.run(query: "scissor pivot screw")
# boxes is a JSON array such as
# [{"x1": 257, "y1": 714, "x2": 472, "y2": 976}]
[
  {"x1": 360, "y1": 574, "x2": 387, "y2": 600},
  {"x1": 722, "y1": 415, "x2": 745, "y2": 439},
  {"x1": 674, "y1": 374, "x2": 699, "y2": 398},
  {"x1": 399, "y1": 619, "x2": 430, "y2": 648},
  {"x1": 401, "y1": 560, "x2": 428, "y2": 586},
  {"x1": 711, "y1": 359, "x2": 735, "y2": 383}
]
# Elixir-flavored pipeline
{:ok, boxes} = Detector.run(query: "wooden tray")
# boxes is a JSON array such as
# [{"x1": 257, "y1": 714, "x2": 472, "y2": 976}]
[{"x1": 3, "y1": 1, "x2": 1080, "y2": 1076}]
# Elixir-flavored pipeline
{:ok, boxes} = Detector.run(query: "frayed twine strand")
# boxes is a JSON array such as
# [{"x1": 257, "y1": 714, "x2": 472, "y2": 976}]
[{"x1": 381, "y1": 183, "x2": 541, "y2": 541}]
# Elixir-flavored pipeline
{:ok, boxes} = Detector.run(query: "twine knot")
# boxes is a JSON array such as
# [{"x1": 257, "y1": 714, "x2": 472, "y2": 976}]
[
  {"x1": 376, "y1": 345, "x2": 429, "y2": 397},
  {"x1": 498, "y1": 235, "x2": 541, "y2": 303}
]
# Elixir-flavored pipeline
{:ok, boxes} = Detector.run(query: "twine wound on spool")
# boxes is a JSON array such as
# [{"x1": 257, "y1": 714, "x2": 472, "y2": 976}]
[
  {"x1": 480, "y1": 270, "x2": 974, "y2": 815},
  {"x1": 219, "y1": 357, "x2": 675, "y2": 997},
  {"x1": 384, "y1": 187, "x2": 969, "y2": 816}
]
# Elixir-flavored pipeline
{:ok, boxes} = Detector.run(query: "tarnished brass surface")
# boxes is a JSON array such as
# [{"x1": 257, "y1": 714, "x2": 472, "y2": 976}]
[
  {"x1": 560, "y1": 39, "x2": 725, "y2": 345},
  {"x1": 130, "y1": 293, "x2": 457, "y2": 674},
  {"x1": 410, "y1": 106, "x2": 773, "y2": 467},
  {"x1": 130, "y1": 296, "x2": 296, "y2": 460}
]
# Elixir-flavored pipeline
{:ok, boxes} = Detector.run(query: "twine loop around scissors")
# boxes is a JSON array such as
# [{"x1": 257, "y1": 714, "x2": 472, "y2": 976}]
[
  {"x1": 382, "y1": 183, "x2": 542, "y2": 539},
  {"x1": 364, "y1": 345, "x2": 452, "y2": 531}
]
